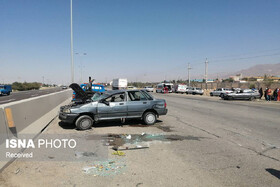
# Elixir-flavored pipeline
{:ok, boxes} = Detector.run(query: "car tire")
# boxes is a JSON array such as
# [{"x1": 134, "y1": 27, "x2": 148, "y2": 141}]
[
  {"x1": 7, "y1": 92, "x2": 10, "y2": 95},
  {"x1": 192, "y1": 93, "x2": 195, "y2": 95},
  {"x1": 228, "y1": 96, "x2": 233, "y2": 100},
  {"x1": 220, "y1": 93, "x2": 224, "y2": 98},
  {"x1": 75, "y1": 115, "x2": 93, "y2": 130},
  {"x1": 249, "y1": 97, "x2": 255, "y2": 101},
  {"x1": 143, "y1": 112, "x2": 156, "y2": 125},
  {"x1": 210, "y1": 93, "x2": 213, "y2": 96}
]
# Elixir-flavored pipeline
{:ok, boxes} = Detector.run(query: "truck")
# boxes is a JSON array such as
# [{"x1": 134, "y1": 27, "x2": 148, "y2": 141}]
[
  {"x1": 112, "y1": 78, "x2": 127, "y2": 90},
  {"x1": 0, "y1": 85, "x2": 12, "y2": 96}
]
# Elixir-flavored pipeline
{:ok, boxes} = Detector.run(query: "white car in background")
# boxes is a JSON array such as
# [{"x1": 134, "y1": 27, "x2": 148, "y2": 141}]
[
  {"x1": 186, "y1": 87, "x2": 204, "y2": 95},
  {"x1": 144, "y1": 86, "x2": 154, "y2": 92},
  {"x1": 210, "y1": 88, "x2": 233, "y2": 97}
]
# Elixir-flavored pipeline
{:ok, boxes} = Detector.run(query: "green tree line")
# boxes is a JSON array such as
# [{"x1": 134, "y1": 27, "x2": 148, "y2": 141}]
[{"x1": 12, "y1": 82, "x2": 41, "y2": 91}]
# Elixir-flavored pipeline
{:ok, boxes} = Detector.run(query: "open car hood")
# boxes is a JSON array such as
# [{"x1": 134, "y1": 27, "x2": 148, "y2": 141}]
[{"x1": 69, "y1": 83, "x2": 88, "y2": 102}]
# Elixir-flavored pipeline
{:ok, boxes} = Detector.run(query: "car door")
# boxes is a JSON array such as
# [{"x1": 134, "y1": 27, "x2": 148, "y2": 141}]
[
  {"x1": 126, "y1": 91, "x2": 151, "y2": 117},
  {"x1": 97, "y1": 93, "x2": 127, "y2": 119},
  {"x1": 235, "y1": 92, "x2": 244, "y2": 100},
  {"x1": 215, "y1": 88, "x2": 222, "y2": 96}
]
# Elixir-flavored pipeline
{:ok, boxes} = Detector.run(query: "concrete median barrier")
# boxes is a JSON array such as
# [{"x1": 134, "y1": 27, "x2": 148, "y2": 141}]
[
  {"x1": 0, "y1": 89, "x2": 72, "y2": 170},
  {"x1": 3, "y1": 90, "x2": 71, "y2": 134},
  {"x1": 0, "y1": 108, "x2": 8, "y2": 145}
]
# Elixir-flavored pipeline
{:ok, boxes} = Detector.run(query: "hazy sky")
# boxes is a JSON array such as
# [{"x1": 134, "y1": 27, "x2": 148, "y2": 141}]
[{"x1": 1, "y1": 0, "x2": 280, "y2": 84}]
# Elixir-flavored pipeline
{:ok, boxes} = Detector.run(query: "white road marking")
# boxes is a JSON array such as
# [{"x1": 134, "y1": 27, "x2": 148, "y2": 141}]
[{"x1": 31, "y1": 94, "x2": 39, "y2": 97}]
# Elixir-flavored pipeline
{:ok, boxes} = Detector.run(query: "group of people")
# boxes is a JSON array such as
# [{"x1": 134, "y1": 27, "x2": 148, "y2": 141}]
[{"x1": 259, "y1": 88, "x2": 280, "y2": 101}]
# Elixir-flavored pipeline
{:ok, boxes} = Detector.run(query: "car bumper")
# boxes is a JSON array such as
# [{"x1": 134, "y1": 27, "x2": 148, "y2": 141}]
[
  {"x1": 156, "y1": 108, "x2": 168, "y2": 116},
  {"x1": 176, "y1": 90, "x2": 186, "y2": 93},
  {"x1": 59, "y1": 112, "x2": 79, "y2": 124}
]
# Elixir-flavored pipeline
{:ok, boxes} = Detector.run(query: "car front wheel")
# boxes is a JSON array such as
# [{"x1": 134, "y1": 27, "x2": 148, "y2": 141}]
[
  {"x1": 143, "y1": 112, "x2": 156, "y2": 125},
  {"x1": 75, "y1": 115, "x2": 93, "y2": 130}
]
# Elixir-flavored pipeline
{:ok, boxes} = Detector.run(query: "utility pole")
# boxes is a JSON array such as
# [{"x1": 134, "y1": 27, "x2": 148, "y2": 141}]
[
  {"x1": 187, "y1": 63, "x2": 192, "y2": 87},
  {"x1": 205, "y1": 58, "x2": 208, "y2": 90},
  {"x1": 70, "y1": 0, "x2": 74, "y2": 83},
  {"x1": 205, "y1": 58, "x2": 208, "y2": 83}
]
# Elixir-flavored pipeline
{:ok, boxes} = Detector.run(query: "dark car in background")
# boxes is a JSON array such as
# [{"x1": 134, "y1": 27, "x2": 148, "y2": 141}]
[{"x1": 59, "y1": 83, "x2": 168, "y2": 130}]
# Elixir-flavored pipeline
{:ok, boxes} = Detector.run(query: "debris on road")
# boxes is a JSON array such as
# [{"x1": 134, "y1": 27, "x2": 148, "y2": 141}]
[
  {"x1": 82, "y1": 159, "x2": 126, "y2": 176},
  {"x1": 126, "y1": 134, "x2": 131, "y2": 139},
  {"x1": 102, "y1": 133, "x2": 206, "y2": 152},
  {"x1": 113, "y1": 146, "x2": 149, "y2": 151},
  {"x1": 75, "y1": 151, "x2": 95, "y2": 158},
  {"x1": 14, "y1": 168, "x2": 20, "y2": 174},
  {"x1": 112, "y1": 151, "x2": 126, "y2": 156}
]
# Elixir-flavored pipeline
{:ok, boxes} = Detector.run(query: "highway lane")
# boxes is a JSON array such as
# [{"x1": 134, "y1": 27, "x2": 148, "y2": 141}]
[
  {"x1": 153, "y1": 93, "x2": 280, "y2": 186},
  {"x1": 0, "y1": 87, "x2": 68, "y2": 104},
  {"x1": 1, "y1": 92, "x2": 279, "y2": 186}
]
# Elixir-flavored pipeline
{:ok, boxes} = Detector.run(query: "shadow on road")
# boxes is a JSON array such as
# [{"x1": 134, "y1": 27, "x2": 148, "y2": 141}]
[
  {"x1": 266, "y1": 168, "x2": 280, "y2": 180},
  {"x1": 58, "y1": 119, "x2": 163, "y2": 130}
]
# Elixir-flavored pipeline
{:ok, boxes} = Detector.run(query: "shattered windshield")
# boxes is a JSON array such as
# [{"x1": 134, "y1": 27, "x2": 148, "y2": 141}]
[{"x1": 91, "y1": 92, "x2": 109, "y2": 102}]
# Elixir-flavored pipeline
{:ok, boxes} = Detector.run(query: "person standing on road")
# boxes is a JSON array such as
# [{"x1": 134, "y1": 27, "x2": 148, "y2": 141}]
[
  {"x1": 259, "y1": 87, "x2": 263, "y2": 99},
  {"x1": 264, "y1": 88, "x2": 268, "y2": 101},
  {"x1": 273, "y1": 88, "x2": 278, "y2": 101},
  {"x1": 267, "y1": 88, "x2": 272, "y2": 101}
]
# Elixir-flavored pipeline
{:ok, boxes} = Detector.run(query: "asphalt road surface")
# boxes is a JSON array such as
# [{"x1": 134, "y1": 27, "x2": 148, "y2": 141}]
[
  {"x1": 0, "y1": 87, "x2": 67, "y2": 104},
  {"x1": 0, "y1": 93, "x2": 279, "y2": 186}
]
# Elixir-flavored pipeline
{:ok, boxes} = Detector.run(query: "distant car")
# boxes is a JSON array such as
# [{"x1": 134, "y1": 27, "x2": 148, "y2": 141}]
[
  {"x1": 223, "y1": 90, "x2": 260, "y2": 101},
  {"x1": 186, "y1": 87, "x2": 204, "y2": 95},
  {"x1": 210, "y1": 88, "x2": 233, "y2": 97},
  {"x1": 0, "y1": 85, "x2": 12, "y2": 96},
  {"x1": 144, "y1": 86, "x2": 154, "y2": 92},
  {"x1": 173, "y1": 84, "x2": 187, "y2": 93},
  {"x1": 61, "y1": 86, "x2": 67, "y2": 89},
  {"x1": 59, "y1": 84, "x2": 168, "y2": 130}
]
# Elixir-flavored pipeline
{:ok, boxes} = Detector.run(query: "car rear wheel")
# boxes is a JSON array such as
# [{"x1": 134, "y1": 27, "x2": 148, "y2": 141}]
[
  {"x1": 220, "y1": 93, "x2": 224, "y2": 98},
  {"x1": 75, "y1": 115, "x2": 93, "y2": 130},
  {"x1": 210, "y1": 93, "x2": 213, "y2": 96},
  {"x1": 143, "y1": 112, "x2": 156, "y2": 125},
  {"x1": 249, "y1": 97, "x2": 255, "y2": 101}
]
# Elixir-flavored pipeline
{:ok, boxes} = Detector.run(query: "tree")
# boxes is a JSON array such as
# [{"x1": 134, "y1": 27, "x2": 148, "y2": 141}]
[
  {"x1": 249, "y1": 83, "x2": 255, "y2": 89},
  {"x1": 263, "y1": 74, "x2": 273, "y2": 88}
]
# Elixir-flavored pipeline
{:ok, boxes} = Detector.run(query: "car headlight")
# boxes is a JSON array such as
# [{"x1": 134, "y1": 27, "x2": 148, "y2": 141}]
[{"x1": 63, "y1": 108, "x2": 71, "y2": 113}]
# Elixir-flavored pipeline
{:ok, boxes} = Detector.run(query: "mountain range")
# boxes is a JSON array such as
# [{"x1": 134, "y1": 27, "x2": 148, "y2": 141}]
[{"x1": 212, "y1": 63, "x2": 280, "y2": 79}]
